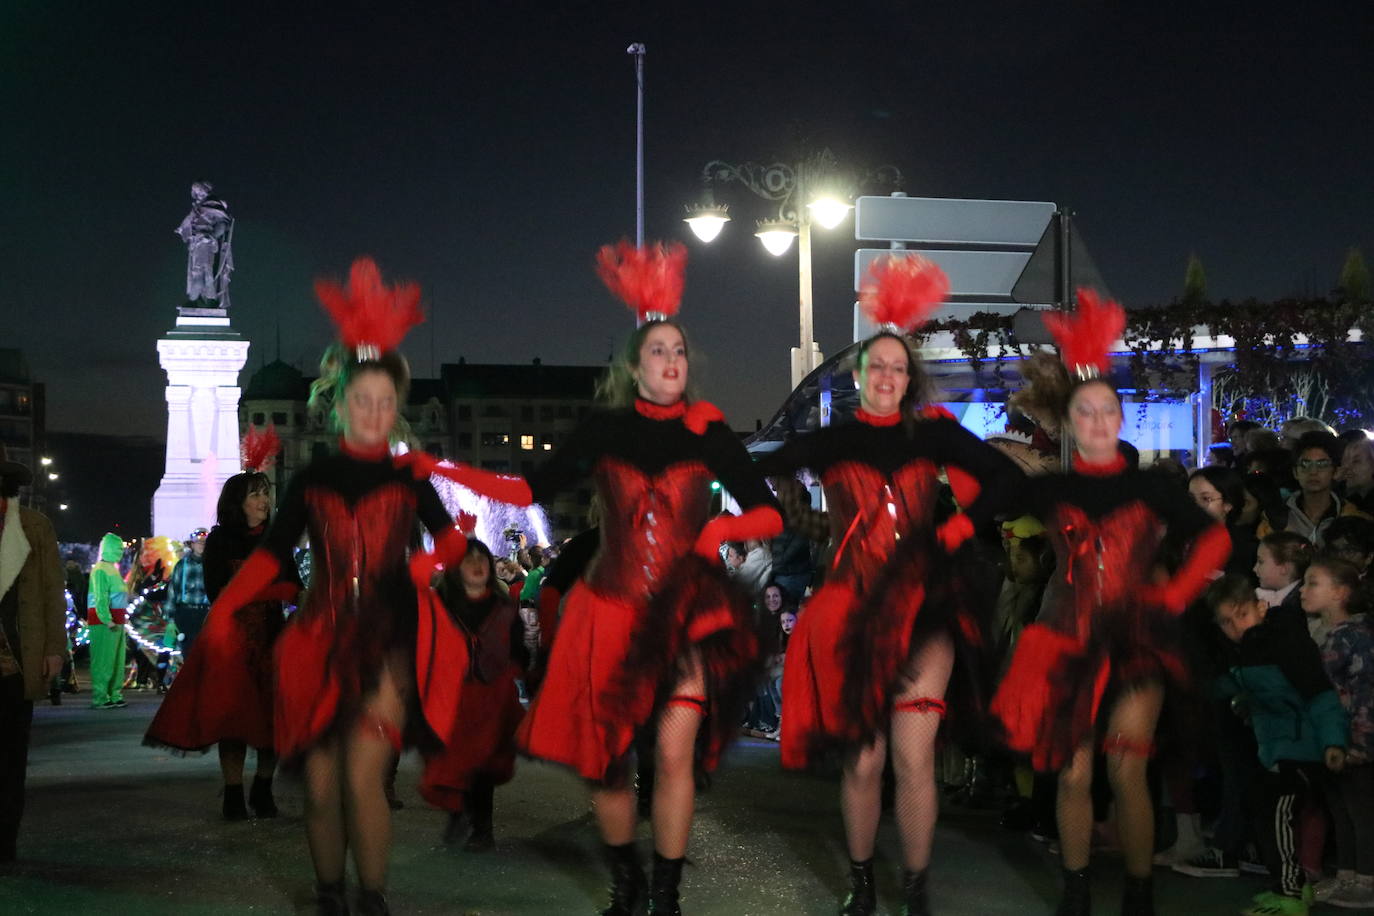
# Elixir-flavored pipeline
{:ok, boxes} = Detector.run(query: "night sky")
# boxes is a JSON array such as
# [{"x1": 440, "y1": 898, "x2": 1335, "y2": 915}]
[{"x1": 4, "y1": 2, "x2": 1371, "y2": 439}]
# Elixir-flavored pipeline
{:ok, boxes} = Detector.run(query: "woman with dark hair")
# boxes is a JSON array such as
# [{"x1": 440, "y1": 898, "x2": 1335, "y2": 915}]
[
  {"x1": 187, "y1": 260, "x2": 531, "y2": 916},
  {"x1": 145, "y1": 426, "x2": 296, "y2": 820},
  {"x1": 418, "y1": 533, "x2": 527, "y2": 852},
  {"x1": 514, "y1": 241, "x2": 782, "y2": 916},
  {"x1": 1189, "y1": 466, "x2": 1258, "y2": 580},
  {"x1": 754, "y1": 256, "x2": 1021, "y2": 916},
  {"x1": 991, "y1": 292, "x2": 1231, "y2": 916}
]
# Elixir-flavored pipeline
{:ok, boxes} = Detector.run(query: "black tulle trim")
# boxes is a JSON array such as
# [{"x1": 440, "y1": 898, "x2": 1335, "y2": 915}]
[
  {"x1": 836, "y1": 533, "x2": 995, "y2": 752},
  {"x1": 602, "y1": 553, "x2": 763, "y2": 772},
  {"x1": 1005, "y1": 601, "x2": 1191, "y2": 772}
]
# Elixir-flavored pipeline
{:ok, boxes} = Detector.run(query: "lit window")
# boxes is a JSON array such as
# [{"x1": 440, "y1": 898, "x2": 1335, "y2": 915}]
[
  {"x1": 520, "y1": 435, "x2": 535, "y2": 450},
  {"x1": 543, "y1": 442, "x2": 552, "y2": 451}
]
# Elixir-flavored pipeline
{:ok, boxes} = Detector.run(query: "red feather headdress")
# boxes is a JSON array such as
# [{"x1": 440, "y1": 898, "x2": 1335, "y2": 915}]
[
  {"x1": 858, "y1": 254, "x2": 950, "y2": 334},
  {"x1": 1041, "y1": 288, "x2": 1126, "y2": 379},
  {"x1": 595, "y1": 240, "x2": 688, "y2": 322},
  {"x1": 314, "y1": 257, "x2": 423, "y2": 361},
  {"x1": 241, "y1": 423, "x2": 280, "y2": 473}
]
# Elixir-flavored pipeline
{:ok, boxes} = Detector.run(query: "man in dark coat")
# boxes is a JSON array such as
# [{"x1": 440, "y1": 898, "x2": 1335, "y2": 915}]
[{"x1": 0, "y1": 443, "x2": 67, "y2": 863}]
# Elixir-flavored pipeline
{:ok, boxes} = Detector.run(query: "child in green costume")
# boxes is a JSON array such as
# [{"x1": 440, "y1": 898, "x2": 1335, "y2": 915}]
[{"x1": 86, "y1": 533, "x2": 129, "y2": 708}]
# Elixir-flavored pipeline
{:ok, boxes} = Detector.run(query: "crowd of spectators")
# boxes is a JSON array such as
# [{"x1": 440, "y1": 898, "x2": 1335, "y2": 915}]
[{"x1": 993, "y1": 417, "x2": 1374, "y2": 910}]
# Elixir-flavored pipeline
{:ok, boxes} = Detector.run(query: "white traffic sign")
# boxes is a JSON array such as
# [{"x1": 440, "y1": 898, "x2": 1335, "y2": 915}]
[
  {"x1": 855, "y1": 196, "x2": 1055, "y2": 246},
  {"x1": 854, "y1": 249, "x2": 1032, "y2": 299}
]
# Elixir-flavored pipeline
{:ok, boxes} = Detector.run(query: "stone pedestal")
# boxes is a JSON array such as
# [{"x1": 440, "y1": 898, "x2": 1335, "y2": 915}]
[{"x1": 151, "y1": 310, "x2": 249, "y2": 537}]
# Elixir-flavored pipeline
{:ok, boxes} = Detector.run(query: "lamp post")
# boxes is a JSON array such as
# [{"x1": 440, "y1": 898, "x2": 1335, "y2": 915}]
[
  {"x1": 626, "y1": 42, "x2": 646, "y2": 247},
  {"x1": 684, "y1": 151, "x2": 899, "y2": 389}
]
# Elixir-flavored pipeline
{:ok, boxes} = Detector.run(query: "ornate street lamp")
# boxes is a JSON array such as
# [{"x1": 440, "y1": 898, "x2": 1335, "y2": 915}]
[{"x1": 683, "y1": 151, "x2": 899, "y2": 389}]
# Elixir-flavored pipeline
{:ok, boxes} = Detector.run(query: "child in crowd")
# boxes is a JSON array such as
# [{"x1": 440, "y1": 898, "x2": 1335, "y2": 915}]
[
  {"x1": 1303, "y1": 557, "x2": 1374, "y2": 908},
  {"x1": 1254, "y1": 532, "x2": 1311, "y2": 613},
  {"x1": 421, "y1": 536, "x2": 527, "y2": 852},
  {"x1": 1208, "y1": 574, "x2": 1349, "y2": 916}
]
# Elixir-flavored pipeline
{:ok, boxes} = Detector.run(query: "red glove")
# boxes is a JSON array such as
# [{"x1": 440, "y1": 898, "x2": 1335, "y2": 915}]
[
  {"x1": 946, "y1": 465, "x2": 981, "y2": 508},
  {"x1": 456, "y1": 510, "x2": 477, "y2": 536},
  {"x1": 209, "y1": 549, "x2": 281, "y2": 620},
  {"x1": 409, "y1": 526, "x2": 469, "y2": 589},
  {"x1": 684, "y1": 401, "x2": 724, "y2": 435},
  {"x1": 396, "y1": 450, "x2": 533, "y2": 506},
  {"x1": 936, "y1": 514, "x2": 975, "y2": 554},
  {"x1": 692, "y1": 505, "x2": 784, "y2": 559},
  {"x1": 1149, "y1": 523, "x2": 1232, "y2": 615}
]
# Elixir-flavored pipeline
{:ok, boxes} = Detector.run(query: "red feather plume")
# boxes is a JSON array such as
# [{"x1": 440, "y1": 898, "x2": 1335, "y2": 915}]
[
  {"x1": 1042, "y1": 288, "x2": 1126, "y2": 377},
  {"x1": 241, "y1": 423, "x2": 280, "y2": 473},
  {"x1": 595, "y1": 240, "x2": 688, "y2": 321},
  {"x1": 314, "y1": 257, "x2": 423, "y2": 354},
  {"x1": 858, "y1": 254, "x2": 950, "y2": 333}
]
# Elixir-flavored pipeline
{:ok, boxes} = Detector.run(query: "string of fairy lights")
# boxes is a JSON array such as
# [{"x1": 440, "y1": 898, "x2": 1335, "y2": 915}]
[{"x1": 64, "y1": 585, "x2": 182, "y2": 659}]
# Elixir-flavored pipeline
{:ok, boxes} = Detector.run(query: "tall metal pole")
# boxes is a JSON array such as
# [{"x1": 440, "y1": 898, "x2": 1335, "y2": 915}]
[
  {"x1": 627, "y1": 43, "x2": 646, "y2": 247},
  {"x1": 795, "y1": 216, "x2": 815, "y2": 390}
]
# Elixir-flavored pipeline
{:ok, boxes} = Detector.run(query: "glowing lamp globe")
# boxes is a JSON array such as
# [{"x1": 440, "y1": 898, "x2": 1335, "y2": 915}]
[
  {"x1": 807, "y1": 197, "x2": 852, "y2": 230},
  {"x1": 755, "y1": 221, "x2": 798, "y2": 257},
  {"x1": 683, "y1": 204, "x2": 730, "y2": 243}
]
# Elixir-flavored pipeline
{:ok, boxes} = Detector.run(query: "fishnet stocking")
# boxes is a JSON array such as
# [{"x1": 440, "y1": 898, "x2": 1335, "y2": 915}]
[
  {"x1": 590, "y1": 657, "x2": 705, "y2": 859},
  {"x1": 1103, "y1": 684, "x2": 1163, "y2": 878},
  {"x1": 1056, "y1": 683, "x2": 1162, "y2": 874},
  {"x1": 301, "y1": 661, "x2": 407, "y2": 891},
  {"x1": 841, "y1": 633, "x2": 953, "y2": 868}
]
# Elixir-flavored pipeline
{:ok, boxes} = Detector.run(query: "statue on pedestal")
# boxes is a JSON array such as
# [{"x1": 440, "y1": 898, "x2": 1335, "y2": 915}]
[{"x1": 175, "y1": 181, "x2": 234, "y2": 310}]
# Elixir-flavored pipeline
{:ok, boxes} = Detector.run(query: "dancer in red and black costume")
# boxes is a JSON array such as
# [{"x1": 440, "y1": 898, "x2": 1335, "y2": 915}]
[
  {"x1": 515, "y1": 241, "x2": 782, "y2": 916},
  {"x1": 418, "y1": 523, "x2": 527, "y2": 853},
  {"x1": 990, "y1": 292, "x2": 1230, "y2": 916},
  {"x1": 756, "y1": 256, "x2": 1021, "y2": 916},
  {"x1": 200, "y1": 259, "x2": 530, "y2": 916},
  {"x1": 144, "y1": 424, "x2": 297, "y2": 822}
]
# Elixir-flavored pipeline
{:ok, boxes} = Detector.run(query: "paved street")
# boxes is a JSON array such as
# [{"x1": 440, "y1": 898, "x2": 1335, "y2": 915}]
[{"x1": 3, "y1": 689, "x2": 1268, "y2": 915}]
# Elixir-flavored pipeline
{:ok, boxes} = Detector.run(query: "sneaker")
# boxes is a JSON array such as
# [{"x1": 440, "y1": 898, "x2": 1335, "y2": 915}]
[
  {"x1": 1329, "y1": 879, "x2": 1374, "y2": 909},
  {"x1": 1312, "y1": 875, "x2": 1351, "y2": 903},
  {"x1": 1239, "y1": 858, "x2": 1272, "y2": 876},
  {"x1": 1172, "y1": 847, "x2": 1241, "y2": 878},
  {"x1": 110, "y1": 699, "x2": 128, "y2": 708},
  {"x1": 1241, "y1": 890, "x2": 1309, "y2": 916}
]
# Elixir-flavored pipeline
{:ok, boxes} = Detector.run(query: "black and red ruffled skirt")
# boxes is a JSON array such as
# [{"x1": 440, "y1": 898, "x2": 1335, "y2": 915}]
[
  {"x1": 272, "y1": 585, "x2": 468, "y2": 763},
  {"x1": 144, "y1": 599, "x2": 285, "y2": 754},
  {"x1": 991, "y1": 599, "x2": 1188, "y2": 773},
  {"x1": 420, "y1": 668, "x2": 524, "y2": 812},
  {"x1": 516, "y1": 553, "x2": 760, "y2": 782},
  {"x1": 781, "y1": 534, "x2": 990, "y2": 770}
]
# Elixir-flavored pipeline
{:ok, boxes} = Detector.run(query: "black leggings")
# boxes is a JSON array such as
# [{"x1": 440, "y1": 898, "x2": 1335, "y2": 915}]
[{"x1": 1325, "y1": 763, "x2": 1374, "y2": 876}]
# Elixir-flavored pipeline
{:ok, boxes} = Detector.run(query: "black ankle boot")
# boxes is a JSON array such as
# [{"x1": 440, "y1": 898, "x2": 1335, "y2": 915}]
[
  {"x1": 222, "y1": 784, "x2": 248, "y2": 821},
  {"x1": 463, "y1": 781, "x2": 495, "y2": 851},
  {"x1": 314, "y1": 880, "x2": 348, "y2": 916},
  {"x1": 249, "y1": 777, "x2": 278, "y2": 818},
  {"x1": 355, "y1": 888, "x2": 389, "y2": 916},
  {"x1": 1054, "y1": 867, "x2": 1090, "y2": 916},
  {"x1": 648, "y1": 852, "x2": 684, "y2": 915},
  {"x1": 442, "y1": 811, "x2": 468, "y2": 846},
  {"x1": 900, "y1": 868, "x2": 930, "y2": 916},
  {"x1": 840, "y1": 858, "x2": 877, "y2": 916},
  {"x1": 1121, "y1": 874, "x2": 1153, "y2": 916},
  {"x1": 601, "y1": 842, "x2": 646, "y2": 916}
]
